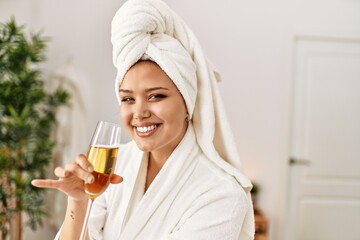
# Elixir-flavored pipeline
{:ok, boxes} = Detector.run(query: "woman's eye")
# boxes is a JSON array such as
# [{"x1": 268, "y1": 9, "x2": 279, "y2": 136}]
[
  {"x1": 121, "y1": 97, "x2": 134, "y2": 102},
  {"x1": 149, "y1": 94, "x2": 166, "y2": 101}
]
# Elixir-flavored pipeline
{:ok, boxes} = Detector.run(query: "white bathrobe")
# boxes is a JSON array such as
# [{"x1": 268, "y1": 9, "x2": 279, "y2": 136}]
[{"x1": 88, "y1": 124, "x2": 251, "y2": 240}]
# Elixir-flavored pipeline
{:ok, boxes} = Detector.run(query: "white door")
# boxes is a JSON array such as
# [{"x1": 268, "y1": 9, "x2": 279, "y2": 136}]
[{"x1": 286, "y1": 38, "x2": 360, "y2": 240}]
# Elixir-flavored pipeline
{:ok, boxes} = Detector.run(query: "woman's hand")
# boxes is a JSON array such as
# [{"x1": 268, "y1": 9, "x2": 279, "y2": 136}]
[{"x1": 31, "y1": 154, "x2": 123, "y2": 202}]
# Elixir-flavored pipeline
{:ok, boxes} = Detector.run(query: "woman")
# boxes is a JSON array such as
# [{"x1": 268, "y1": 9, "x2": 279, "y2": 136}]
[{"x1": 32, "y1": 0, "x2": 255, "y2": 239}]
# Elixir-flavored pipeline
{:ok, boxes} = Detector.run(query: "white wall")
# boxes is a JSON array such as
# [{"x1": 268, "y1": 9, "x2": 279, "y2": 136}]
[{"x1": 1, "y1": 0, "x2": 297, "y2": 239}]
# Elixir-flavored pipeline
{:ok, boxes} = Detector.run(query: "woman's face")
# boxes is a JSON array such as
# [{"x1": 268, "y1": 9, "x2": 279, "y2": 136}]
[{"x1": 119, "y1": 61, "x2": 188, "y2": 157}]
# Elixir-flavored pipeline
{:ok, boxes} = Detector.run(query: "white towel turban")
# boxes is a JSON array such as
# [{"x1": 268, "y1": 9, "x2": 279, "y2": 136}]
[{"x1": 111, "y1": 0, "x2": 252, "y2": 190}]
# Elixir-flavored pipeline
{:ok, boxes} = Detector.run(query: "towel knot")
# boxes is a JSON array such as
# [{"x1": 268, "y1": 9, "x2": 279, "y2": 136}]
[{"x1": 111, "y1": 0, "x2": 197, "y2": 117}]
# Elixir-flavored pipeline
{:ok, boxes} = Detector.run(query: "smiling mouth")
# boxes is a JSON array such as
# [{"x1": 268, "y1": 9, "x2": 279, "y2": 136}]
[{"x1": 135, "y1": 124, "x2": 159, "y2": 135}]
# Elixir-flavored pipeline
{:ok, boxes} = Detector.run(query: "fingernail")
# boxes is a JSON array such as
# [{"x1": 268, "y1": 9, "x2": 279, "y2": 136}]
[
  {"x1": 86, "y1": 175, "x2": 94, "y2": 184},
  {"x1": 87, "y1": 166, "x2": 93, "y2": 172}
]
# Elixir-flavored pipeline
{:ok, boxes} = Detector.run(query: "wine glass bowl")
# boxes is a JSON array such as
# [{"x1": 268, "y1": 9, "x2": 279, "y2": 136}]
[{"x1": 85, "y1": 146, "x2": 119, "y2": 199}]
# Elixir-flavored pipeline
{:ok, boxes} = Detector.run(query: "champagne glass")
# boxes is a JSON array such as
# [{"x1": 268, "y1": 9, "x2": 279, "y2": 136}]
[{"x1": 79, "y1": 121, "x2": 121, "y2": 240}]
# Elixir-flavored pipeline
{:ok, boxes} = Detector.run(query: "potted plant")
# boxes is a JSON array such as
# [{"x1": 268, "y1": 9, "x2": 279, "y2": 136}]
[
  {"x1": 0, "y1": 18, "x2": 69, "y2": 240},
  {"x1": 251, "y1": 181, "x2": 260, "y2": 207}
]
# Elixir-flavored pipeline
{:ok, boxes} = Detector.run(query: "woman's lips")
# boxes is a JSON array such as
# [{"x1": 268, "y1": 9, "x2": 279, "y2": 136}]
[{"x1": 135, "y1": 124, "x2": 160, "y2": 137}]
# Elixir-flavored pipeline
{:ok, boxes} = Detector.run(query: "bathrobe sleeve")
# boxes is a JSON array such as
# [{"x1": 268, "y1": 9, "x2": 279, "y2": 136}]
[{"x1": 168, "y1": 185, "x2": 250, "y2": 240}]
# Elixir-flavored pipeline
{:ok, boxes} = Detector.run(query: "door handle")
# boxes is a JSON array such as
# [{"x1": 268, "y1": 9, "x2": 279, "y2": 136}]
[{"x1": 289, "y1": 157, "x2": 311, "y2": 166}]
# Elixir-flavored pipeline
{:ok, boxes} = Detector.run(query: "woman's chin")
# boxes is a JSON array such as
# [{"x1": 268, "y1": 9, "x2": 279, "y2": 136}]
[{"x1": 135, "y1": 141, "x2": 155, "y2": 152}]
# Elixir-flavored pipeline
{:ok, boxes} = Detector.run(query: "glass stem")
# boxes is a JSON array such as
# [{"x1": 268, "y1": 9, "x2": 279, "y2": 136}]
[{"x1": 80, "y1": 198, "x2": 94, "y2": 240}]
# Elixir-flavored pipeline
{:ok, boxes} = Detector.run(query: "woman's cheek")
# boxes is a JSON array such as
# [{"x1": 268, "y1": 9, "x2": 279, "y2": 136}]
[{"x1": 120, "y1": 107, "x2": 131, "y2": 124}]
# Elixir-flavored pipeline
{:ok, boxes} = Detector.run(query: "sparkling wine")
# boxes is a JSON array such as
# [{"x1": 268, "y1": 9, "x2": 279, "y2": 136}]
[{"x1": 85, "y1": 146, "x2": 118, "y2": 199}]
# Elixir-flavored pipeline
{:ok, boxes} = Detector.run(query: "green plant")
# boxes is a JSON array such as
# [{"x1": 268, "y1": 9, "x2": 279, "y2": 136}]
[
  {"x1": 251, "y1": 181, "x2": 260, "y2": 196},
  {"x1": 0, "y1": 17, "x2": 69, "y2": 240}
]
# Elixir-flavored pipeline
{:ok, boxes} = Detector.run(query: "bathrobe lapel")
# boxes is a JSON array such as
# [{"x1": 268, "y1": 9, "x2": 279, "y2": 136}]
[
  {"x1": 118, "y1": 125, "x2": 198, "y2": 240},
  {"x1": 116, "y1": 144, "x2": 145, "y2": 231}
]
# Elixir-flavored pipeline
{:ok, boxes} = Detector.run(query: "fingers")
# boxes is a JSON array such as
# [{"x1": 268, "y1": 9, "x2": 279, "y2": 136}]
[
  {"x1": 32, "y1": 154, "x2": 122, "y2": 194},
  {"x1": 32, "y1": 167, "x2": 69, "y2": 189},
  {"x1": 110, "y1": 174, "x2": 123, "y2": 184},
  {"x1": 31, "y1": 179, "x2": 61, "y2": 189},
  {"x1": 54, "y1": 166, "x2": 69, "y2": 178},
  {"x1": 75, "y1": 154, "x2": 94, "y2": 173},
  {"x1": 65, "y1": 155, "x2": 94, "y2": 184}
]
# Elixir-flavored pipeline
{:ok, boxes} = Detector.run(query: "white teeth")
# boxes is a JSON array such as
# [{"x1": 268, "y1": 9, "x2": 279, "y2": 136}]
[{"x1": 137, "y1": 125, "x2": 157, "y2": 133}]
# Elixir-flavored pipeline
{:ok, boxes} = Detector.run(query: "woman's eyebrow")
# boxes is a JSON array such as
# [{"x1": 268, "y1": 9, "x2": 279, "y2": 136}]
[
  {"x1": 119, "y1": 89, "x2": 132, "y2": 93},
  {"x1": 119, "y1": 87, "x2": 169, "y2": 93},
  {"x1": 145, "y1": 87, "x2": 169, "y2": 92}
]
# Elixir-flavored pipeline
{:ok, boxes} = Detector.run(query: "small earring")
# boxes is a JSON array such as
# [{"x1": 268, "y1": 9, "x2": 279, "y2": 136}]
[{"x1": 185, "y1": 114, "x2": 190, "y2": 122}]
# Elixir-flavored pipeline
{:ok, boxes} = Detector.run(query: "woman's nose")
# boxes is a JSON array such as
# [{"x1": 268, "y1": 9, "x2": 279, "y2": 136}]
[{"x1": 133, "y1": 101, "x2": 150, "y2": 120}]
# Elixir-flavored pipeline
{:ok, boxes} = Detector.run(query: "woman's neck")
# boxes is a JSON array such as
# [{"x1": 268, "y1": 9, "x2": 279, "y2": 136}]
[
  {"x1": 144, "y1": 124, "x2": 189, "y2": 191},
  {"x1": 144, "y1": 152, "x2": 168, "y2": 192}
]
